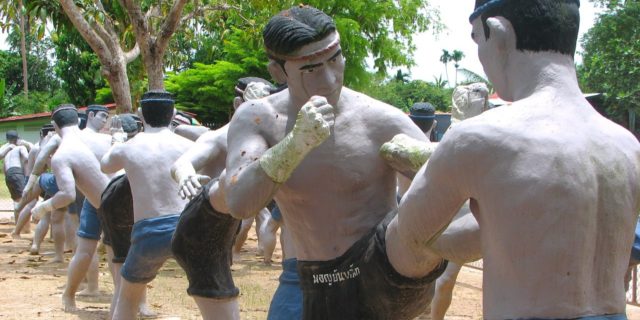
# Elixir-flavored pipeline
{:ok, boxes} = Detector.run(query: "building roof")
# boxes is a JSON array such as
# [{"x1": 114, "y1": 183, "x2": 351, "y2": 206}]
[{"x1": 0, "y1": 103, "x2": 117, "y2": 124}]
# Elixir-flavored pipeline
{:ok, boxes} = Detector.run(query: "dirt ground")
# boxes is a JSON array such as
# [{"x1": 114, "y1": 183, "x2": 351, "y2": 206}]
[{"x1": 0, "y1": 215, "x2": 637, "y2": 320}]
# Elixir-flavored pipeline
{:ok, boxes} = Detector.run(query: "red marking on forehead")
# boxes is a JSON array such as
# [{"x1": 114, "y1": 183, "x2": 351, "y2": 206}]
[{"x1": 267, "y1": 38, "x2": 341, "y2": 62}]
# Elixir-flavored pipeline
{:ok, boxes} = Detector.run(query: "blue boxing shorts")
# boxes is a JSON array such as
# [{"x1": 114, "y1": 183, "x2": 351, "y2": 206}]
[
  {"x1": 268, "y1": 258, "x2": 302, "y2": 320},
  {"x1": 76, "y1": 199, "x2": 102, "y2": 240},
  {"x1": 271, "y1": 204, "x2": 282, "y2": 222},
  {"x1": 38, "y1": 173, "x2": 59, "y2": 198},
  {"x1": 631, "y1": 219, "x2": 640, "y2": 265},
  {"x1": 121, "y1": 214, "x2": 179, "y2": 283}
]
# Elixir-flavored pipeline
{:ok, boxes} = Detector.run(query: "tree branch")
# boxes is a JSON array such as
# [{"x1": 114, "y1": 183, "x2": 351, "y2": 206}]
[
  {"x1": 180, "y1": 3, "x2": 234, "y2": 25},
  {"x1": 58, "y1": 0, "x2": 112, "y2": 62},
  {"x1": 118, "y1": 0, "x2": 151, "y2": 57},
  {"x1": 124, "y1": 42, "x2": 140, "y2": 63},
  {"x1": 156, "y1": 0, "x2": 190, "y2": 55},
  {"x1": 93, "y1": 0, "x2": 116, "y2": 34}
]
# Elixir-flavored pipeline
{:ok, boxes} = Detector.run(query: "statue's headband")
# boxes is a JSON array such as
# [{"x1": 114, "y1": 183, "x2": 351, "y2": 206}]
[
  {"x1": 469, "y1": 0, "x2": 580, "y2": 23},
  {"x1": 140, "y1": 98, "x2": 174, "y2": 108},
  {"x1": 87, "y1": 104, "x2": 108, "y2": 114},
  {"x1": 51, "y1": 106, "x2": 78, "y2": 117},
  {"x1": 267, "y1": 34, "x2": 341, "y2": 62},
  {"x1": 409, "y1": 114, "x2": 435, "y2": 120}
]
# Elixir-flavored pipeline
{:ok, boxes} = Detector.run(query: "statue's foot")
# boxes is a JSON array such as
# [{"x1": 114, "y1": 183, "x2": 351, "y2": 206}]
[
  {"x1": 62, "y1": 294, "x2": 77, "y2": 312},
  {"x1": 29, "y1": 245, "x2": 39, "y2": 255},
  {"x1": 10, "y1": 232, "x2": 21, "y2": 240},
  {"x1": 50, "y1": 255, "x2": 64, "y2": 263},
  {"x1": 77, "y1": 288, "x2": 99, "y2": 297},
  {"x1": 138, "y1": 303, "x2": 157, "y2": 318}
]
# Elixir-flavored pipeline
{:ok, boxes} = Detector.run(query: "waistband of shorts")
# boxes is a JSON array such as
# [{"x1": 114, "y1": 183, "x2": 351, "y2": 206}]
[
  {"x1": 280, "y1": 258, "x2": 300, "y2": 284},
  {"x1": 133, "y1": 214, "x2": 180, "y2": 229},
  {"x1": 5, "y1": 167, "x2": 23, "y2": 174}
]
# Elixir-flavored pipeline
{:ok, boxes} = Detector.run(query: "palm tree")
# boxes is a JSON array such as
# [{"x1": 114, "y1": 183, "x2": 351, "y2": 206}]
[
  {"x1": 0, "y1": 0, "x2": 29, "y2": 98},
  {"x1": 439, "y1": 49, "x2": 451, "y2": 85},
  {"x1": 432, "y1": 75, "x2": 448, "y2": 89},
  {"x1": 458, "y1": 68, "x2": 493, "y2": 92},
  {"x1": 451, "y1": 50, "x2": 465, "y2": 86},
  {"x1": 394, "y1": 69, "x2": 410, "y2": 83}
]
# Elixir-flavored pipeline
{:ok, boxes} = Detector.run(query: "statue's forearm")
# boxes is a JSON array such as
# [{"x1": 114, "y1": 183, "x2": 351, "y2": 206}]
[{"x1": 380, "y1": 134, "x2": 438, "y2": 178}]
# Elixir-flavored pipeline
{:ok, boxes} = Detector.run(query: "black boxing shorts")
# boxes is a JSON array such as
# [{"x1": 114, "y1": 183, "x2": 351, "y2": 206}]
[
  {"x1": 297, "y1": 211, "x2": 448, "y2": 320},
  {"x1": 99, "y1": 174, "x2": 134, "y2": 263},
  {"x1": 171, "y1": 180, "x2": 241, "y2": 299},
  {"x1": 5, "y1": 167, "x2": 25, "y2": 201}
]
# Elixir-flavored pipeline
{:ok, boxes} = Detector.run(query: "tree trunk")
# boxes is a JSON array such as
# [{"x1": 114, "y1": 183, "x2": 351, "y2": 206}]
[
  {"x1": 103, "y1": 51, "x2": 133, "y2": 113},
  {"x1": 18, "y1": 0, "x2": 28, "y2": 98},
  {"x1": 145, "y1": 50, "x2": 165, "y2": 90},
  {"x1": 59, "y1": 0, "x2": 138, "y2": 113}
]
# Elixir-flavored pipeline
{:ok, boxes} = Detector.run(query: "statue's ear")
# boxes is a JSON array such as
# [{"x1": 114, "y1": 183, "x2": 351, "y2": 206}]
[
  {"x1": 267, "y1": 60, "x2": 287, "y2": 85},
  {"x1": 485, "y1": 16, "x2": 515, "y2": 52},
  {"x1": 233, "y1": 97, "x2": 244, "y2": 110}
]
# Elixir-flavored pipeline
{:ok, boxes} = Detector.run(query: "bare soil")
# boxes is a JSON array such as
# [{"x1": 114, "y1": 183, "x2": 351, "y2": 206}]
[{"x1": 0, "y1": 217, "x2": 636, "y2": 319}]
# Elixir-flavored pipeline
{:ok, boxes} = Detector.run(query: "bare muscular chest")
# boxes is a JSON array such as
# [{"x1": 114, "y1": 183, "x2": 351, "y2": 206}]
[{"x1": 271, "y1": 115, "x2": 389, "y2": 196}]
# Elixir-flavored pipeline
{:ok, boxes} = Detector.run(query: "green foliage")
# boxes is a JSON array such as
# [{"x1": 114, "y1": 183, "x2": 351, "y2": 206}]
[
  {"x1": 579, "y1": 0, "x2": 640, "y2": 121},
  {"x1": 165, "y1": 61, "x2": 246, "y2": 126},
  {"x1": 164, "y1": 26, "x2": 271, "y2": 125},
  {"x1": 0, "y1": 42, "x2": 58, "y2": 94},
  {"x1": 51, "y1": 28, "x2": 103, "y2": 106},
  {"x1": 162, "y1": 1, "x2": 440, "y2": 124},
  {"x1": 0, "y1": 89, "x2": 68, "y2": 118},
  {"x1": 365, "y1": 78, "x2": 453, "y2": 113},
  {"x1": 166, "y1": 0, "x2": 439, "y2": 87},
  {"x1": 0, "y1": 78, "x2": 5, "y2": 110}
]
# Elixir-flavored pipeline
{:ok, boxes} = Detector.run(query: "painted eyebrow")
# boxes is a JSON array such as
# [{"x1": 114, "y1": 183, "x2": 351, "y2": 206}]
[
  {"x1": 299, "y1": 62, "x2": 324, "y2": 71},
  {"x1": 327, "y1": 49, "x2": 342, "y2": 61},
  {"x1": 299, "y1": 49, "x2": 343, "y2": 71}
]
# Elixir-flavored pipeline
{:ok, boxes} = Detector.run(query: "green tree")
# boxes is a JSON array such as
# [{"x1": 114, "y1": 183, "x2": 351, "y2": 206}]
[
  {"x1": 458, "y1": 68, "x2": 493, "y2": 92},
  {"x1": 451, "y1": 50, "x2": 465, "y2": 86},
  {"x1": 163, "y1": 1, "x2": 440, "y2": 123},
  {"x1": 51, "y1": 28, "x2": 103, "y2": 106},
  {"x1": 439, "y1": 49, "x2": 452, "y2": 85},
  {"x1": 0, "y1": 0, "x2": 29, "y2": 97},
  {"x1": 167, "y1": 1, "x2": 440, "y2": 90},
  {"x1": 165, "y1": 61, "x2": 246, "y2": 126},
  {"x1": 580, "y1": 0, "x2": 640, "y2": 121},
  {"x1": 365, "y1": 78, "x2": 453, "y2": 113},
  {"x1": 394, "y1": 70, "x2": 410, "y2": 83}
]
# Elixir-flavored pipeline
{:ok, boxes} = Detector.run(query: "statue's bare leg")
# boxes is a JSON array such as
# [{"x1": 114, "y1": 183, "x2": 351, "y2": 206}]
[
  {"x1": 261, "y1": 217, "x2": 281, "y2": 265},
  {"x1": 64, "y1": 214, "x2": 78, "y2": 252},
  {"x1": 233, "y1": 217, "x2": 253, "y2": 258},
  {"x1": 138, "y1": 288, "x2": 155, "y2": 318},
  {"x1": 193, "y1": 297, "x2": 240, "y2": 320},
  {"x1": 62, "y1": 238, "x2": 98, "y2": 311},
  {"x1": 12, "y1": 200, "x2": 36, "y2": 239},
  {"x1": 255, "y1": 208, "x2": 271, "y2": 256},
  {"x1": 49, "y1": 208, "x2": 66, "y2": 263},
  {"x1": 77, "y1": 250, "x2": 100, "y2": 296},
  {"x1": 30, "y1": 212, "x2": 51, "y2": 255},
  {"x1": 112, "y1": 279, "x2": 145, "y2": 320},
  {"x1": 430, "y1": 262, "x2": 463, "y2": 320}
]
